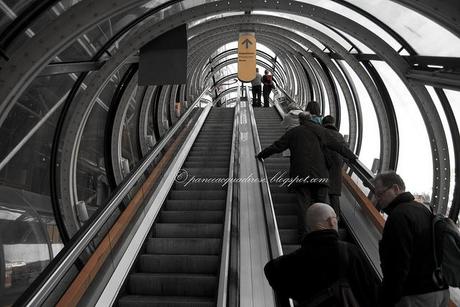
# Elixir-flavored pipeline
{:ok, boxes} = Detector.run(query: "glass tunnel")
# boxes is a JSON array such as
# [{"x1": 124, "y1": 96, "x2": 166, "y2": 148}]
[{"x1": 0, "y1": 0, "x2": 459, "y2": 306}]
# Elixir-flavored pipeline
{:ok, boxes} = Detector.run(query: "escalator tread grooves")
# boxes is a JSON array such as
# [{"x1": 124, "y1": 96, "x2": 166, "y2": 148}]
[{"x1": 118, "y1": 108, "x2": 234, "y2": 306}]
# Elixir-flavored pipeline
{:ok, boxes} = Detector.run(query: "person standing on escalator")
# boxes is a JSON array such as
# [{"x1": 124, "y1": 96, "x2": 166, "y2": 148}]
[
  {"x1": 262, "y1": 69, "x2": 275, "y2": 107},
  {"x1": 264, "y1": 203, "x2": 378, "y2": 306},
  {"x1": 251, "y1": 68, "x2": 262, "y2": 107},
  {"x1": 373, "y1": 172, "x2": 449, "y2": 307},
  {"x1": 321, "y1": 115, "x2": 347, "y2": 218},
  {"x1": 256, "y1": 112, "x2": 357, "y2": 240}
]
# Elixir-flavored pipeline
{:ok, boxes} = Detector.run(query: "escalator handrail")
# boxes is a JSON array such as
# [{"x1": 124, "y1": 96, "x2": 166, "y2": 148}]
[
  {"x1": 247, "y1": 97, "x2": 293, "y2": 307},
  {"x1": 216, "y1": 105, "x2": 240, "y2": 306},
  {"x1": 248, "y1": 92, "x2": 283, "y2": 259},
  {"x1": 18, "y1": 89, "x2": 211, "y2": 307},
  {"x1": 273, "y1": 86, "x2": 296, "y2": 105}
]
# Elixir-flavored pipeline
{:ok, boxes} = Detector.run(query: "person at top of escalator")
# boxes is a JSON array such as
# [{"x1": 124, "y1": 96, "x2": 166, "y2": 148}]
[
  {"x1": 251, "y1": 68, "x2": 262, "y2": 107},
  {"x1": 261, "y1": 69, "x2": 275, "y2": 108},
  {"x1": 264, "y1": 203, "x2": 379, "y2": 306}
]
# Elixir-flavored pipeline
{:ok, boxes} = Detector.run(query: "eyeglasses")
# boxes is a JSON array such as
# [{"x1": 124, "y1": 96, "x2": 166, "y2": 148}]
[{"x1": 375, "y1": 186, "x2": 392, "y2": 198}]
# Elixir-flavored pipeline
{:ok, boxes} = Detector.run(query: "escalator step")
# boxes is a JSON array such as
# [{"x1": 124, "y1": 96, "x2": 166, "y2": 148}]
[
  {"x1": 173, "y1": 182, "x2": 228, "y2": 191},
  {"x1": 146, "y1": 238, "x2": 222, "y2": 255},
  {"x1": 169, "y1": 190, "x2": 227, "y2": 200},
  {"x1": 128, "y1": 273, "x2": 217, "y2": 296},
  {"x1": 139, "y1": 254, "x2": 219, "y2": 273},
  {"x1": 180, "y1": 168, "x2": 229, "y2": 176},
  {"x1": 186, "y1": 156, "x2": 229, "y2": 162},
  {"x1": 188, "y1": 150, "x2": 230, "y2": 156},
  {"x1": 267, "y1": 186, "x2": 291, "y2": 194},
  {"x1": 165, "y1": 200, "x2": 226, "y2": 211},
  {"x1": 119, "y1": 295, "x2": 214, "y2": 307},
  {"x1": 153, "y1": 223, "x2": 223, "y2": 238},
  {"x1": 183, "y1": 161, "x2": 229, "y2": 168},
  {"x1": 158, "y1": 211, "x2": 224, "y2": 223},
  {"x1": 273, "y1": 203, "x2": 297, "y2": 215},
  {"x1": 282, "y1": 244, "x2": 301, "y2": 254},
  {"x1": 279, "y1": 226, "x2": 298, "y2": 245},
  {"x1": 276, "y1": 215, "x2": 297, "y2": 229},
  {"x1": 272, "y1": 193, "x2": 297, "y2": 203}
]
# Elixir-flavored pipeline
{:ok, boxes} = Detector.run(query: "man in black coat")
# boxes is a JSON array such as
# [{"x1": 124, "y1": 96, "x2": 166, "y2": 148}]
[
  {"x1": 256, "y1": 112, "x2": 356, "y2": 238},
  {"x1": 322, "y1": 115, "x2": 347, "y2": 218},
  {"x1": 264, "y1": 203, "x2": 378, "y2": 306},
  {"x1": 373, "y1": 171, "x2": 449, "y2": 306}
]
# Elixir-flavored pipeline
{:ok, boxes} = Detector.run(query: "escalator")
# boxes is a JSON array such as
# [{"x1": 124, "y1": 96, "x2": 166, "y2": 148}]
[
  {"x1": 252, "y1": 107, "x2": 376, "y2": 259},
  {"x1": 253, "y1": 108, "x2": 300, "y2": 254},
  {"x1": 117, "y1": 108, "x2": 234, "y2": 307}
]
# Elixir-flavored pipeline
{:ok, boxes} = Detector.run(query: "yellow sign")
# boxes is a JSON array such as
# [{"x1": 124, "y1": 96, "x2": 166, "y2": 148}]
[{"x1": 238, "y1": 33, "x2": 256, "y2": 82}]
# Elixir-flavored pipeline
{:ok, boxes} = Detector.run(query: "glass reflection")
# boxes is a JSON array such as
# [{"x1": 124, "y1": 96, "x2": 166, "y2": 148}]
[
  {"x1": 121, "y1": 77, "x2": 143, "y2": 174},
  {"x1": 296, "y1": 0, "x2": 401, "y2": 51},
  {"x1": 344, "y1": 0, "x2": 460, "y2": 56},
  {"x1": 75, "y1": 65, "x2": 129, "y2": 218},
  {"x1": 252, "y1": 10, "x2": 352, "y2": 51},
  {"x1": 0, "y1": 119, "x2": 63, "y2": 306}
]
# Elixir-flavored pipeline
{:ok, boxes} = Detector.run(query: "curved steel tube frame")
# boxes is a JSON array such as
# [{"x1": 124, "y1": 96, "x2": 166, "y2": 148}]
[{"x1": 0, "y1": 0, "x2": 455, "y2": 237}]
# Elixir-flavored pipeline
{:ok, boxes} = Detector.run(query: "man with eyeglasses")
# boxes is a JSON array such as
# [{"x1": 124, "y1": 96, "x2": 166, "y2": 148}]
[{"x1": 373, "y1": 171, "x2": 449, "y2": 307}]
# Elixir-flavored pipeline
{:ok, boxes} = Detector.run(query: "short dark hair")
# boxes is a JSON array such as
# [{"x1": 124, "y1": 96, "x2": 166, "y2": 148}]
[
  {"x1": 373, "y1": 171, "x2": 406, "y2": 191},
  {"x1": 322, "y1": 115, "x2": 335, "y2": 126},
  {"x1": 306, "y1": 101, "x2": 321, "y2": 116},
  {"x1": 299, "y1": 112, "x2": 312, "y2": 125}
]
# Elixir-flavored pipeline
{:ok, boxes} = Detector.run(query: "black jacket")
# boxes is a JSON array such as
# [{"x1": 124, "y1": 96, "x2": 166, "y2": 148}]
[
  {"x1": 379, "y1": 192, "x2": 447, "y2": 306},
  {"x1": 323, "y1": 125, "x2": 346, "y2": 195},
  {"x1": 258, "y1": 121, "x2": 356, "y2": 186},
  {"x1": 264, "y1": 229, "x2": 378, "y2": 306}
]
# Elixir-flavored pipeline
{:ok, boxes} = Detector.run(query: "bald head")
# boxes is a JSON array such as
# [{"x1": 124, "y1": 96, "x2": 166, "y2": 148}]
[{"x1": 306, "y1": 203, "x2": 338, "y2": 232}]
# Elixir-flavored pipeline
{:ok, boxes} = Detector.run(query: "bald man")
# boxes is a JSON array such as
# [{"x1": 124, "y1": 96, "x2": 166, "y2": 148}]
[{"x1": 264, "y1": 203, "x2": 378, "y2": 306}]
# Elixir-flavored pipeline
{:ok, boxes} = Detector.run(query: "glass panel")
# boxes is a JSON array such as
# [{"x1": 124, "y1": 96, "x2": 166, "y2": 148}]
[
  {"x1": 121, "y1": 76, "x2": 142, "y2": 171},
  {"x1": 426, "y1": 86, "x2": 455, "y2": 212},
  {"x1": 444, "y1": 90, "x2": 460, "y2": 130},
  {"x1": 0, "y1": 74, "x2": 66, "y2": 305},
  {"x1": 0, "y1": 0, "x2": 50, "y2": 33},
  {"x1": 214, "y1": 54, "x2": 237, "y2": 67},
  {"x1": 212, "y1": 42, "x2": 238, "y2": 58},
  {"x1": 188, "y1": 11, "x2": 244, "y2": 27},
  {"x1": 252, "y1": 10, "x2": 352, "y2": 51},
  {"x1": 4, "y1": 0, "x2": 84, "y2": 52},
  {"x1": 338, "y1": 60, "x2": 379, "y2": 169},
  {"x1": 330, "y1": 27, "x2": 375, "y2": 54},
  {"x1": 297, "y1": 0, "x2": 402, "y2": 51},
  {"x1": 76, "y1": 65, "x2": 130, "y2": 214},
  {"x1": 35, "y1": 1, "x2": 220, "y2": 62},
  {"x1": 257, "y1": 42, "x2": 276, "y2": 59},
  {"x1": 344, "y1": 0, "x2": 460, "y2": 56},
  {"x1": 0, "y1": 74, "x2": 74, "y2": 163},
  {"x1": 371, "y1": 60, "x2": 433, "y2": 196}
]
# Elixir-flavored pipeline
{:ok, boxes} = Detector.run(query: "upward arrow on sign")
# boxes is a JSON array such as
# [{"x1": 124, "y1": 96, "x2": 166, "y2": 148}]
[{"x1": 242, "y1": 39, "x2": 253, "y2": 48}]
